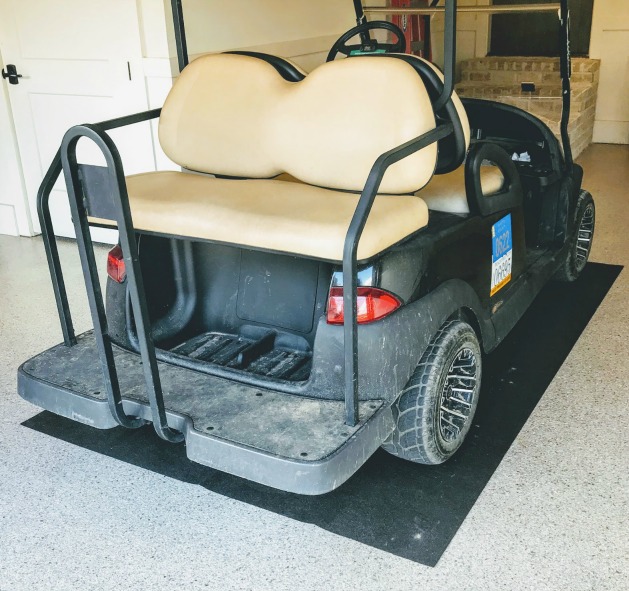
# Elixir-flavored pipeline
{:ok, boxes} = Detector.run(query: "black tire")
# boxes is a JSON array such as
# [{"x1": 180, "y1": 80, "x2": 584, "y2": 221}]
[
  {"x1": 382, "y1": 320, "x2": 482, "y2": 465},
  {"x1": 554, "y1": 190, "x2": 595, "y2": 282}
]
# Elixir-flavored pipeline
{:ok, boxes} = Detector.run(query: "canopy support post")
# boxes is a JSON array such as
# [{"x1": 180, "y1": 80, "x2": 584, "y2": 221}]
[
  {"x1": 558, "y1": 0, "x2": 573, "y2": 169},
  {"x1": 171, "y1": 0, "x2": 189, "y2": 73}
]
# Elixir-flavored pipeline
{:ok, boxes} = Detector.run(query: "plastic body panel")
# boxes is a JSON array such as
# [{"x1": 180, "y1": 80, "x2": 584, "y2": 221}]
[{"x1": 102, "y1": 182, "x2": 577, "y2": 405}]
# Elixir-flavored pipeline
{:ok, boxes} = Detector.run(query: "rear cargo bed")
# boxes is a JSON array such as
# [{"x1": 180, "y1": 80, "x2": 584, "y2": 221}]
[{"x1": 18, "y1": 331, "x2": 392, "y2": 494}]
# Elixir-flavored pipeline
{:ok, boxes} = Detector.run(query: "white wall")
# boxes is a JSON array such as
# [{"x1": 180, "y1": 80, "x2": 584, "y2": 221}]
[
  {"x1": 0, "y1": 0, "x2": 494, "y2": 238},
  {"x1": 430, "y1": 0, "x2": 490, "y2": 75},
  {"x1": 138, "y1": 0, "x2": 360, "y2": 71},
  {"x1": 135, "y1": 0, "x2": 179, "y2": 170},
  {"x1": 134, "y1": 0, "x2": 493, "y2": 172},
  {"x1": 589, "y1": 0, "x2": 629, "y2": 144},
  {"x1": 180, "y1": 0, "x2": 356, "y2": 71},
  {"x1": 0, "y1": 49, "x2": 30, "y2": 236},
  {"x1": 135, "y1": 0, "x2": 361, "y2": 170}
]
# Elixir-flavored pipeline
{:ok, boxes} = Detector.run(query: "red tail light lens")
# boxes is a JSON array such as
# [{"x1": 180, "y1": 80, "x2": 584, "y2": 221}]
[
  {"x1": 107, "y1": 244, "x2": 126, "y2": 283},
  {"x1": 326, "y1": 287, "x2": 401, "y2": 325}
]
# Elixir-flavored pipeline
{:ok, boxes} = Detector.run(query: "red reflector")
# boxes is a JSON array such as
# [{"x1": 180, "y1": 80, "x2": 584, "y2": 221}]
[
  {"x1": 107, "y1": 244, "x2": 126, "y2": 283},
  {"x1": 326, "y1": 286, "x2": 401, "y2": 325}
]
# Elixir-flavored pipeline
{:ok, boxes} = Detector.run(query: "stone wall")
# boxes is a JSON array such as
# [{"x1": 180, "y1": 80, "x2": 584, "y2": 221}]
[{"x1": 456, "y1": 57, "x2": 601, "y2": 159}]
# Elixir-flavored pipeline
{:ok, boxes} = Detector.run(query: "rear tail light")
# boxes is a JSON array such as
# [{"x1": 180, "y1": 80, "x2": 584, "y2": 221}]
[
  {"x1": 107, "y1": 244, "x2": 126, "y2": 283},
  {"x1": 326, "y1": 286, "x2": 401, "y2": 325}
]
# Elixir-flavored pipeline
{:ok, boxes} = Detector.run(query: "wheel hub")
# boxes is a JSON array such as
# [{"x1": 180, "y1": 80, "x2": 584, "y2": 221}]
[
  {"x1": 438, "y1": 347, "x2": 479, "y2": 443},
  {"x1": 575, "y1": 203, "x2": 595, "y2": 272}
]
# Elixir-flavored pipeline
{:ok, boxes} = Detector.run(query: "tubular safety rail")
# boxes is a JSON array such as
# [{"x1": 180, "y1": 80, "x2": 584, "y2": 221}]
[
  {"x1": 37, "y1": 108, "x2": 166, "y2": 436},
  {"x1": 61, "y1": 121, "x2": 184, "y2": 442},
  {"x1": 37, "y1": 109, "x2": 161, "y2": 351}
]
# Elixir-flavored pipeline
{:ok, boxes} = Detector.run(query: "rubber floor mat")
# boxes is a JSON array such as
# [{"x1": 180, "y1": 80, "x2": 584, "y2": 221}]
[{"x1": 22, "y1": 263, "x2": 622, "y2": 566}]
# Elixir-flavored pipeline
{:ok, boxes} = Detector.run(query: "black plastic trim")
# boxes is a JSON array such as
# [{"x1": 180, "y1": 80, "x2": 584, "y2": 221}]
[
  {"x1": 461, "y1": 98, "x2": 564, "y2": 172},
  {"x1": 382, "y1": 53, "x2": 467, "y2": 173},
  {"x1": 465, "y1": 142, "x2": 523, "y2": 216},
  {"x1": 225, "y1": 51, "x2": 305, "y2": 82}
]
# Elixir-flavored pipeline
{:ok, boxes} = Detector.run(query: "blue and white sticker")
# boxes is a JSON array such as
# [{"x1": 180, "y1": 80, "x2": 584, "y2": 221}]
[{"x1": 491, "y1": 214, "x2": 513, "y2": 296}]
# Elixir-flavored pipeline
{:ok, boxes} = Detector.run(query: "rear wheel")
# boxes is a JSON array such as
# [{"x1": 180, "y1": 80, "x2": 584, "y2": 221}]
[
  {"x1": 555, "y1": 190, "x2": 595, "y2": 282},
  {"x1": 382, "y1": 320, "x2": 481, "y2": 465}
]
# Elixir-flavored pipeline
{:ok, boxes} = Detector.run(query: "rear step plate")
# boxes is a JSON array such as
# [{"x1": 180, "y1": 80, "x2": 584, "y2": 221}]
[{"x1": 18, "y1": 332, "x2": 393, "y2": 495}]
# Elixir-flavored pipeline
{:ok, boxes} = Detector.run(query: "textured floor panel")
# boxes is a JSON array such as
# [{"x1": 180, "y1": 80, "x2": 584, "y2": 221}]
[{"x1": 170, "y1": 331, "x2": 312, "y2": 380}]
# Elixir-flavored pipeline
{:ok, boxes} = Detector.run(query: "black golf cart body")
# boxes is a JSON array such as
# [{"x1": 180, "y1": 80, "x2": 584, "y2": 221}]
[{"x1": 17, "y1": 0, "x2": 592, "y2": 494}]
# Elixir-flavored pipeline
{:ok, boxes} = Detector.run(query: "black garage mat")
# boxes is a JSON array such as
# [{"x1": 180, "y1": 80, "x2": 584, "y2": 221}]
[{"x1": 22, "y1": 262, "x2": 622, "y2": 566}]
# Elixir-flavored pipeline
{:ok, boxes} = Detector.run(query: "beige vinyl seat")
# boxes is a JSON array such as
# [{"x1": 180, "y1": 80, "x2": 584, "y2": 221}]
[
  {"x1": 103, "y1": 172, "x2": 429, "y2": 261},
  {"x1": 420, "y1": 164, "x2": 505, "y2": 214},
  {"x1": 91, "y1": 53, "x2": 439, "y2": 262},
  {"x1": 384, "y1": 54, "x2": 505, "y2": 214}
]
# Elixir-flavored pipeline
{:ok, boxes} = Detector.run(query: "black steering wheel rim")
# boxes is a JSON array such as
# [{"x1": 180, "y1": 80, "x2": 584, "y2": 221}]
[{"x1": 326, "y1": 21, "x2": 406, "y2": 62}]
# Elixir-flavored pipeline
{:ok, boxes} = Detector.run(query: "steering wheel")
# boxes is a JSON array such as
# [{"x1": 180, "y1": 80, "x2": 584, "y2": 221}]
[{"x1": 326, "y1": 21, "x2": 406, "y2": 62}]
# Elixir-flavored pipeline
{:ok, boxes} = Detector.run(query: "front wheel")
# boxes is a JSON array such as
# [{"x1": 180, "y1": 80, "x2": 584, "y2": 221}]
[
  {"x1": 555, "y1": 190, "x2": 595, "y2": 282},
  {"x1": 382, "y1": 320, "x2": 482, "y2": 465}
]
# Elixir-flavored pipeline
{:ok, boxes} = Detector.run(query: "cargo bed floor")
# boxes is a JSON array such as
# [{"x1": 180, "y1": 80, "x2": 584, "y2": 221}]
[
  {"x1": 18, "y1": 332, "x2": 392, "y2": 493},
  {"x1": 170, "y1": 331, "x2": 311, "y2": 381}
]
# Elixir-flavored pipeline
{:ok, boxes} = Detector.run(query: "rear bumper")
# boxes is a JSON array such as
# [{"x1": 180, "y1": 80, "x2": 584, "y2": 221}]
[{"x1": 18, "y1": 332, "x2": 393, "y2": 495}]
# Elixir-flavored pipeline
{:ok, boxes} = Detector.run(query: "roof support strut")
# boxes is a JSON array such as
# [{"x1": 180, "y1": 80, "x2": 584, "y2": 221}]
[
  {"x1": 558, "y1": 0, "x2": 573, "y2": 169},
  {"x1": 171, "y1": 0, "x2": 189, "y2": 73}
]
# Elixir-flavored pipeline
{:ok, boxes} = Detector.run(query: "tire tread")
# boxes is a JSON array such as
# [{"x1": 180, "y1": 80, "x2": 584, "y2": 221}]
[{"x1": 382, "y1": 320, "x2": 481, "y2": 465}]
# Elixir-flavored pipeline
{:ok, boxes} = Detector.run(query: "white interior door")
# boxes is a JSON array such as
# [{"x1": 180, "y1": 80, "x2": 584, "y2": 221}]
[
  {"x1": 589, "y1": 0, "x2": 629, "y2": 144},
  {"x1": 0, "y1": 0, "x2": 157, "y2": 243},
  {"x1": 0, "y1": 47, "x2": 30, "y2": 236}
]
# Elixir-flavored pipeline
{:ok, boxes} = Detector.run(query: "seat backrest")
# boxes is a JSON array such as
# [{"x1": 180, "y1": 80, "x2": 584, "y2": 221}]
[
  {"x1": 384, "y1": 54, "x2": 470, "y2": 174},
  {"x1": 158, "y1": 53, "x2": 437, "y2": 194}
]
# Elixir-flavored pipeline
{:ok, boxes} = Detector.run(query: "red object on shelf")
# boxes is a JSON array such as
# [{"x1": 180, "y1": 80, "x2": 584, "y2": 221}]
[{"x1": 391, "y1": 0, "x2": 431, "y2": 59}]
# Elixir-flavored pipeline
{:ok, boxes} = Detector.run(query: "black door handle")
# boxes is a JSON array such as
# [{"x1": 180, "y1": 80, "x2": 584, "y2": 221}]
[{"x1": 2, "y1": 64, "x2": 23, "y2": 85}]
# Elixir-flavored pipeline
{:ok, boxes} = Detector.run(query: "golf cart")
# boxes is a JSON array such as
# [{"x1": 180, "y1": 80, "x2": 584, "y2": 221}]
[{"x1": 18, "y1": 0, "x2": 594, "y2": 495}]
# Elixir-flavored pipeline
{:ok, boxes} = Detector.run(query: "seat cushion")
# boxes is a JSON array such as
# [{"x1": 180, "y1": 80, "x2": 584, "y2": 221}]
[
  {"x1": 158, "y1": 53, "x2": 437, "y2": 194},
  {"x1": 388, "y1": 54, "x2": 471, "y2": 174},
  {"x1": 91, "y1": 172, "x2": 429, "y2": 262},
  {"x1": 420, "y1": 165, "x2": 504, "y2": 214}
]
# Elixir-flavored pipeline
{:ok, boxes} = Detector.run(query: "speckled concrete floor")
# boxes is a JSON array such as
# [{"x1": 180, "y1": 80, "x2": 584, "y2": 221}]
[{"x1": 0, "y1": 144, "x2": 627, "y2": 591}]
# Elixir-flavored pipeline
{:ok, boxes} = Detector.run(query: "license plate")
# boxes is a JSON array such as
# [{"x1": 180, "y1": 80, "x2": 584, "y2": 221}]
[{"x1": 491, "y1": 214, "x2": 513, "y2": 296}]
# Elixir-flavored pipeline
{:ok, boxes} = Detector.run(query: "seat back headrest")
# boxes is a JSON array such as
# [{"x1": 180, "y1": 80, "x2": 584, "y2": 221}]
[
  {"x1": 158, "y1": 53, "x2": 437, "y2": 194},
  {"x1": 384, "y1": 55, "x2": 470, "y2": 174}
]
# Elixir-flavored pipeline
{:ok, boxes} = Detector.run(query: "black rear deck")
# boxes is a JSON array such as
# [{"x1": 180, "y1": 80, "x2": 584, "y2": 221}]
[{"x1": 18, "y1": 332, "x2": 392, "y2": 494}]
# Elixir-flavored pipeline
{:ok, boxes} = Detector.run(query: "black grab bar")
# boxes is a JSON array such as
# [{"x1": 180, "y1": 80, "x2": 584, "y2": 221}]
[{"x1": 59, "y1": 121, "x2": 182, "y2": 443}]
